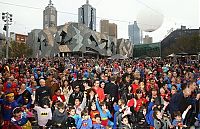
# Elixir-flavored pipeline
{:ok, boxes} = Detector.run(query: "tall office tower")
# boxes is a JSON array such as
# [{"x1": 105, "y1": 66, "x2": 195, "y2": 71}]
[
  {"x1": 100, "y1": 20, "x2": 109, "y2": 35},
  {"x1": 100, "y1": 20, "x2": 117, "y2": 38},
  {"x1": 43, "y1": 0, "x2": 57, "y2": 29},
  {"x1": 78, "y1": 0, "x2": 96, "y2": 30},
  {"x1": 128, "y1": 21, "x2": 141, "y2": 44}
]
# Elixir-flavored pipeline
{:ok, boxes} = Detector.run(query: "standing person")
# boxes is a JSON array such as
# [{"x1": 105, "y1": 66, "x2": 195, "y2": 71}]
[
  {"x1": 0, "y1": 92, "x2": 18, "y2": 129},
  {"x1": 52, "y1": 102, "x2": 68, "y2": 129},
  {"x1": 32, "y1": 97, "x2": 52, "y2": 129},
  {"x1": 169, "y1": 84, "x2": 194, "y2": 116},
  {"x1": 119, "y1": 75, "x2": 131, "y2": 102},
  {"x1": 68, "y1": 85, "x2": 84, "y2": 105},
  {"x1": 35, "y1": 79, "x2": 52, "y2": 106},
  {"x1": 104, "y1": 76, "x2": 118, "y2": 103},
  {"x1": 62, "y1": 80, "x2": 73, "y2": 104},
  {"x1": 153, "y1": 101, "x2": 173, "y2": 129},
  {"x1": 153, "y1": 109, "x2": 173, "y2": 129},
  {"x1": 93, "y1": 80, "x2": 105, "y2": 102}
]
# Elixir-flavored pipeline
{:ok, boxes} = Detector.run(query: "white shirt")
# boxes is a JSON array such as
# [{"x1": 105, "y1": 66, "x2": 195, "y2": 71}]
[{"x1": 34, "y1": 106, "x2": 52, "y2": 126}]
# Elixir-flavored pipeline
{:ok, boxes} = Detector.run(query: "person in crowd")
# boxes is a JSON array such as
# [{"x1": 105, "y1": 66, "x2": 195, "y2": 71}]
[
  {"x1": 89, "y1": 102, "x2": 100, "y2": 124},
  {"x1": 104, "y1": 76, "x2": 118, "y2": 103},
  {"x1": 169, "y1": 83, "x2": 197, "y2": 116},
  {"x1": 93, "y1": 80, "x2": 105, "y2": 102},
  {"x1": 100, "y1": 81, "x2": 106, "y2": 90},
  {"x1": 132, "y1": 78, "x2": 140, "y2": 94},
  {"x1": 10, "y1": 107, "x2": 32, "y2": 129},
  {"x1": 16, "y1": 83, "x2": 32, "y2": 107},
  {"x1": 153, "y1": 102, "x2": 173, "y2": 129},
  {"x1": 52, "y1": 102, "x2": 68, "y2": 129},
  {"x1": 3, "y1": 76, "x2": 18, "y2": 95},
  {"x1": 76, "y1": 109, "x2": 92, "y2": 129},
  {"x1": 95, "y1": 95, "x2": 114, "y2": 127},
  {"x1": 92, "y1": 114, "x2": 105, "y2": 129},
  {"x1": 86, "y1": 88, "x2": 96, "y2": 107},
  {"x1": 68, "y1": 106, "x2": 81, "y2": 126},
  {"x1": 68, "y1": 85, "x2": 84, "y2": 105},
  {"x1": 32, "y1": 97, "x2": 52, "y2": 128},
  {"x1": 74, "y1": 94, "x2": 86, "y2": 116},
  {"x1": 0, "y1": 92, "x2": 19, "y2": 129},
  {"x1": 119, "y1": 75, "x2": 131, "y2": 102},
  {"x1": 52, "y1": 89, "x2": 65, "y2": 104},
  {"x1": 119, "y1": 116, "x2": 132, "y2": 129},
  {"x1": 62, "y1": 80, "x2": 73, "y2": 104},
  {"x1": 35, "y1": 79, "x2": 52, "y2": 106}
]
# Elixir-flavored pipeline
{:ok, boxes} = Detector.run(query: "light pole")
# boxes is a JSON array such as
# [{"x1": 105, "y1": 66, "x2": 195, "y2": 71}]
[{"x1": 2, "y1": 12, "x2": 12, "y2": 59}]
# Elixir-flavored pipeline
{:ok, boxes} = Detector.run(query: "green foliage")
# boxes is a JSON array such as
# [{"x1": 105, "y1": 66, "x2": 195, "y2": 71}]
[{"x1": 1, "y1": 41, "x2": 33, "y2": 58}]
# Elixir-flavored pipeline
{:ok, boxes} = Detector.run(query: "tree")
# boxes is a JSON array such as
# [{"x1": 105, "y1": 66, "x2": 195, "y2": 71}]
[{"x1": 2, "y1": 41, "x2": 33, "y2": 58}]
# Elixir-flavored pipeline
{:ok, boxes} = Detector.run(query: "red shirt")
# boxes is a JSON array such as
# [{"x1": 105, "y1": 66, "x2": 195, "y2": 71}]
[
  {"x1": 94, "y1": 87, "x2": 105, "y2": 102},
  {"x1": 52, "y1": 94, "x2": 65, "y2": 103},
  {"x1": 3, "y1": 82, "x2": 17, "y2": 94},
  {"x1": 90, "y1": 110, "x2": 100, "y2": 124},
  {"x1": 146, "y1": 82, "x2": 158, "y2": 92},
  {"x1": 132, "y1": 83, "x2": 139, "y2": 94},
  {"x1": 127, "y1": 98, "x2": 147, "y2": 112}
]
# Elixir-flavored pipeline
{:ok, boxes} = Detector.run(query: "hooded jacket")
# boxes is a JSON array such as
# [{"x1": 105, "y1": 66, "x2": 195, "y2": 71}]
[{"x1": 52, "y1": 109, "x2": 68, "y2": 125}]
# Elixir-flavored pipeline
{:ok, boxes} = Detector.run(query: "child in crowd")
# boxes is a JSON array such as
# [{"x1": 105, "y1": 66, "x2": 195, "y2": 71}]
[
  {"x1": 52, "y1": 102, "x2": 68, "y2": 129},
  {"x1": 66, "y1": 117, "x2": 76, "y2": 129},
  {"x1": 114, "y1": 99, "x2": 132, "y2": 128},
  {"x1": 10, "y1": 107, "x2": 32, "y2": 129},
  {"x1": 68, "y1": 106, "x2": 81, "y2": 126},
  {"x1": 95, "y1": 95, "x2": 114, "y2": 127},
  {"x1": 74, "y1": 92, "x2": 86, "y2": 116},
  {"x1": 119, "y1": 116, "x2": 131, "y2": 129},
  {"x1": 0, "y1": 92, "x2": 19, "y2": 129},
  {"x1": 89, "y1": 102, "x2": 100, "y2": 124},
  {"x1": 92, "y1": 114, "x2": 105, "y2": 129},
  {"x1": 172, "y1": 105, "x2": 192, "y2": 129},
  {"x1": 32, "y1": 98, "x2": 52, "y2": 128},
  {"x1": 76, "y1": 109, "x2": 92, "y2": 129}
]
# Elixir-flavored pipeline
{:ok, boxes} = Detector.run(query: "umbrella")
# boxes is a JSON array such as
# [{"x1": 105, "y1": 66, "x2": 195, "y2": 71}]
[{"x1": 108, "y1": 54, "x2": 128, "y2": 60}]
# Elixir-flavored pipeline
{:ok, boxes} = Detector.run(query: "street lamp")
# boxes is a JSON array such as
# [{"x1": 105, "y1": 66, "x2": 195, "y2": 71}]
[{"x1": 2, "y1": 12, "x2": 12, "y2": 59}]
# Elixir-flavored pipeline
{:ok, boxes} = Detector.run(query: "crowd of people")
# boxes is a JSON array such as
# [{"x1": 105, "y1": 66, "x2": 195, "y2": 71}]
[{"x1": 0, "y1": 57, "x2": 199, "y2": 129}]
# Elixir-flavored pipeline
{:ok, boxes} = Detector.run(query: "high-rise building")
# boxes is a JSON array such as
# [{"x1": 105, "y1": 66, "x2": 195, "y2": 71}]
[
  {"x1": 128, "y1": 21, "x2": 141, "y2": 44},
  {"x1": 100, "y1": 20, "x2": 109, "y2": 35},
  {"x1": 78, "y1": 0, "x2": 96, "y2": 30},
  {"x1": 43, "y1": 0, "x2": 57, "y2": 29},
  {"x1": 109, "y1": 23, "x2": 117, "y2": 38},
  {"x1": 100, "y1": 20, "x2": 117, "y2": 38},
  {"x1": 143, "y1": 35, "x2": 153, "y2": 44}
]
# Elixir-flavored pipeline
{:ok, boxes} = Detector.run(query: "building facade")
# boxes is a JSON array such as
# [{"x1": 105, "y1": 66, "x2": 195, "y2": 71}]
[
  {"x1": 100, "y1": 20, "x2": 109, "y2": 35},
  {"x1": 27, "y1": 22, "x2": 133, "y2": 58},
  {"x1": 100, "y1": 20, "x2": 117, "y2": 38},
  {"x1": 78, "y1": 0, "x2": 96, "y2": 30},
  {"x1": 143, "y1": 35, "x2": 153, "y2": 44},
  {"x1": 161, "y1": 26, "x2": 200, "y2": 57},
  {"x1": 43, "y1": 0, "x2": 57, "y2": 29},
  {"x1": 10, "y1": 32, "x2": 28, "y2": 43},
  {"x1": 128, "y1": 21, "x2": 141, "y2": 44}
]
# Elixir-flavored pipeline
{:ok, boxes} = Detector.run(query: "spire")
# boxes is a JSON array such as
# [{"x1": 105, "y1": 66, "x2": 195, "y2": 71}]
[
  {"x1": 49, "y1": 0, "x2": 53, "y2": 6},
  {"x1": 86, "y1": 0, "x2": 89, "y2": 4}
]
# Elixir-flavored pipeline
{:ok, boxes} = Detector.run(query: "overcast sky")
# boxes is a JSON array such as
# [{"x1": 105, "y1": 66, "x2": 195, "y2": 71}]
[{"x1": 0, "y1": 0, "x2": 199, "y2": 42}]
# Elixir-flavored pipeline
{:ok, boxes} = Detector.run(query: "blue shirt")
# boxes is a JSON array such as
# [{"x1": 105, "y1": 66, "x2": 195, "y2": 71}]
[
  {"x1": 77, "y1": 118, "x2": 92, "y2": 129},
  {"x1": 0, "y1": 99, "x2": 19, "y2": 121}
]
